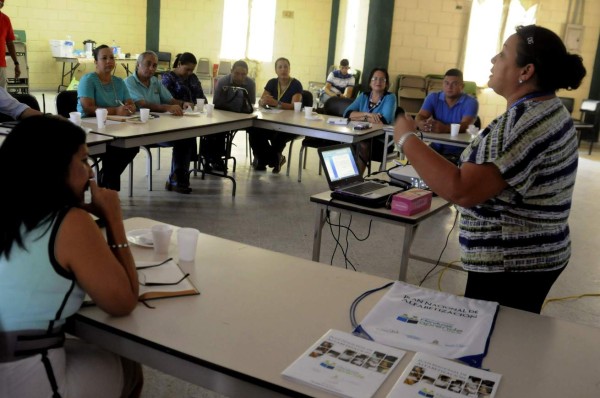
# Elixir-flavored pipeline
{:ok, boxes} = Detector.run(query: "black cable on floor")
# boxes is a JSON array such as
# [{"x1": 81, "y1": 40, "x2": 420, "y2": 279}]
[
  {"x1": 325, "y1": 201, "x2": 373, "y2": 271},
  {"x1": 418, "y1": 207, "x2": 459, "y2": 286}
]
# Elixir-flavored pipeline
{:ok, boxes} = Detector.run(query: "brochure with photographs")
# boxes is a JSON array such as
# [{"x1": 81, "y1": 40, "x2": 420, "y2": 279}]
[
  {"x1": 387, "y1": 352, "x2": 501, "y2": 398},
  {"x1": 84, "y1": 259, "x2": 199, "y2": 305},
  {"x1": 282, "y1": 329, "x2": 406, "y2": 398}
]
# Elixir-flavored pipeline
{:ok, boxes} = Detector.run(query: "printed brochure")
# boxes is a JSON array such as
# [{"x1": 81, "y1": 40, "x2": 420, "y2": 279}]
[
  {"x1": 282, "y1": 329, "x2": 406, "y2": 398},
  {"x1": 387, "y1": 352, "x2": 501, "y2": 398}
]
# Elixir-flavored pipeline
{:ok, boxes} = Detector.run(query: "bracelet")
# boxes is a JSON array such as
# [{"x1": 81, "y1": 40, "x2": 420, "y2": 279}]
[
  {"x1": 14, "y1": 62, "x2": 19, "y2": 66},
  {"x1": 109, "y1": 243, "x2": 129, "y2": 249},
  {"x1": 395, "y1": 132, "x2": 419, "y2": 154}
]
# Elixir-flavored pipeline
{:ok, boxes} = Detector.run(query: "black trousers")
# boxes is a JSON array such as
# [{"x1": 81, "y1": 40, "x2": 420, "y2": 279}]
[
  {"x1": 248, "y1": 127, "x2": 296, "y2": 166},
  {"x1": 200, "y1": 133, "x2": 227, "y2": 161},
  {"x1": 464, "y1": 266, "x2": 566, "y2": 313},
  {"x1": 97, "y1": 146, "x2": 140, "y2": 191}
]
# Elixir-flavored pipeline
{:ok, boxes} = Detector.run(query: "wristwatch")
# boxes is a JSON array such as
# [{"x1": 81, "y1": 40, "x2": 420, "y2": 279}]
[{"x1": 14, "y1": 61, "x2": 19, "y2": 66}]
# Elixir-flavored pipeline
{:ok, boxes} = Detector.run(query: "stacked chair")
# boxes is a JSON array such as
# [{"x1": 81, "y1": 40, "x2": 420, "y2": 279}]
[{"x1": 396, "y1": 75, "x2": 426, "y2": 116}]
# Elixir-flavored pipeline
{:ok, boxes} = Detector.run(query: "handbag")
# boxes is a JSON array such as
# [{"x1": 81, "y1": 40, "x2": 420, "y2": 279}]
[{"x1": 214, "y1": 86, "x2": 254, "y2": 114}]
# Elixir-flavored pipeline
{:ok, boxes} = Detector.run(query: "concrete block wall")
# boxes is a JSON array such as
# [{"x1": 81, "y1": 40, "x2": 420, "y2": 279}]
[
  {"x1": 8, "y1": 0, "x2": 147, "y2": 90},
  {"x1": 389, "y1": 0, "x2": 600, "y2": 126}
]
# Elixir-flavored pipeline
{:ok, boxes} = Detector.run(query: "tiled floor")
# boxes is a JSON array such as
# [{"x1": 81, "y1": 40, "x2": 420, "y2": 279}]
[{"x1": 33, "y1": 91, "x2": 600, "y2": 397}]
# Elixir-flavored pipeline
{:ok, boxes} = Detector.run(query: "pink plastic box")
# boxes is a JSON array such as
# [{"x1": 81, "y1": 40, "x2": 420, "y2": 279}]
[{"x1": 391, "y1": 188, "x2": 433, "y2": 216}]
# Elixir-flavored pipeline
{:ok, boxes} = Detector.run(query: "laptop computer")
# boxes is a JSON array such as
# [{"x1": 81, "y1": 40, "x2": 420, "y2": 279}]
[{"x1": 317, "y1": 143, "x2": 404, "y2": 207}]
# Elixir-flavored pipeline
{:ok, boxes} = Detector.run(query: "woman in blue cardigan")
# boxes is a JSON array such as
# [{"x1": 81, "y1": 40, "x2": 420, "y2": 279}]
[{"x1": 344, "y1": 67, "x2": 397, "y2": 174}]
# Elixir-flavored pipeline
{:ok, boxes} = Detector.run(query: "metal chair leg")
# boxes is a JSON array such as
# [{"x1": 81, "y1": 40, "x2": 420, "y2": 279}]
[
  {"x1": 298, "y1": 145, "x2": 306, "y2": 182},
  {"x1": 286, "y1": 139, "x2": 295, "y2": 176}
]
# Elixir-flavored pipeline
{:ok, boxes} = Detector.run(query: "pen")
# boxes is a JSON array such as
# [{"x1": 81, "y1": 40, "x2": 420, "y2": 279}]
[{"x1": 118, "y1": 100, "x2": 134, "y2": 114}]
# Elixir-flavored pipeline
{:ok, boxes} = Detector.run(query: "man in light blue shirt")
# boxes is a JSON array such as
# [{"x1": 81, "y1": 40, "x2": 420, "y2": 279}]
[
  {"x1": 0, "y1": 86, "x2": 42, "y2": 119},
  {"x1": 125, "y1": 51, "x2": 196, "y2": 194}
]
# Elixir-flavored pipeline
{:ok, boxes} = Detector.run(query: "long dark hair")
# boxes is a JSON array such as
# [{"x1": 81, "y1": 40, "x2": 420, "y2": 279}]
[
  {"x1": 366, "y1": 67, "x2": 390, "y2": 94},
  {"x1": 514, "y1": 25, "x2": 586, "y2": 92},
  {"x1": 0, "y1": 116, "x2": 86, "y2": 258},
  {"x1": 173, "y1": 52, "x2": 197, "y2": 69}
]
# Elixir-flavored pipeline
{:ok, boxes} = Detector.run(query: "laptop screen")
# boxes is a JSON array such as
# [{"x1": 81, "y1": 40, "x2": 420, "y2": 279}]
[{"x1": 320, "y1": 145, "x2": 360, "y2": 183}]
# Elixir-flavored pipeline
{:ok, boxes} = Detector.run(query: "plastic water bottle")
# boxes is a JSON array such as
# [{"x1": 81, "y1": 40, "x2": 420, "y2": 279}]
[
  {"x1": 64, "y1": 35, "x2": 74, "y2": 57},
  {"x1": 112, "y1": 40, "x2": 118, "y2": 56}
]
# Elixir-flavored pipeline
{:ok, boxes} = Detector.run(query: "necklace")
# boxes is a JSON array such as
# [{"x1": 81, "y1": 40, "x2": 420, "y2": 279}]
[
  {"x1": 277, "y1": 78, "x2": 291, "y2": 101},
  {"x1": 510, "y1": 91, "x2": 553, "y2": 109},
  {"x1": 96, "y1": 73, "x2": 119, "y2": 106},
  {"x1": 368, "y1": 92, "x2": 382, "y2": 111}
]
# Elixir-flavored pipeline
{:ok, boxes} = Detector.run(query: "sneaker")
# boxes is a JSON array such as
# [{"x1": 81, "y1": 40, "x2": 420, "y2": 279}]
[
  {"x1": 272, "y1": 154, "x2": 286, "y2": 174},
  {"x1": 252, "y1": 157, "x2": 267, "y2": 171},
  {"x1": 165, "y1": 181, "x2": 192, "y2": 194}
]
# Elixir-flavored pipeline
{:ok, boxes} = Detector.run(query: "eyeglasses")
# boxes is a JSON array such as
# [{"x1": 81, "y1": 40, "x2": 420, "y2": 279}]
[
  {"x1": 138, "y1": 271, "x2": 190, "y2": 286},
  {"x1": 371, "y1": 77, "x2": 387, "y2": 82},
  {"x1": 136, "y1": 257, "x2": 173, "y2": 270},
  {"x1": 136, "y1": 258, "x2": 190, "y2": 286}
]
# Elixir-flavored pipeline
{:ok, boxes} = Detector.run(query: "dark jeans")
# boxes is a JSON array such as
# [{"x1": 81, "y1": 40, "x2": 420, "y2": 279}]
[
  {"x1": 248, "y1": 127, "x2": 296, "y2": 166},
  {"x1": 464, "y1": 266, "x2": 566, "y2": 313},
  {"x1": 97, "y1": 146, "x2": 140, "y2": 191},
  {"x1": 160, "y1": 138, "x2": 197, "y2": 187}
]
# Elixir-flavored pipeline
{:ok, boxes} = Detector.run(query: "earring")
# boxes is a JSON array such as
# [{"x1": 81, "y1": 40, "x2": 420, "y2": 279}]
[{"x1": 518, "y1": 79, "x2": 523, "y2": 84}]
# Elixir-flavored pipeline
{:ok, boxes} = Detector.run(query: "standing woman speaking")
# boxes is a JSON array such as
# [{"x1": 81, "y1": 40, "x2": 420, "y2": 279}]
[{"x1": 394, "y1": 25, "x2": 586, "y2": 313}]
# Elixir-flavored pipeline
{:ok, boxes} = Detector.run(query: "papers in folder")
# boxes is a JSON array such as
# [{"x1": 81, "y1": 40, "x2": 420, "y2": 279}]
[{"x1": 327, "y1": 117, "x2": 348, "y2": 125}]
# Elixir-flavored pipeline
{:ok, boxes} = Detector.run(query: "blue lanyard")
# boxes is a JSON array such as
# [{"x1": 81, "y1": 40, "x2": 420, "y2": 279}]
[{"x1": 510, "y1": 91, "x2": 553, "y2": 109}]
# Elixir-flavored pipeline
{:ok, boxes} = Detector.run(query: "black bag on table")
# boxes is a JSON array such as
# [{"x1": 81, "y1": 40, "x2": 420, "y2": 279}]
[{"x1": 213, "y1": 86, "x2": 254, "y2": 114}]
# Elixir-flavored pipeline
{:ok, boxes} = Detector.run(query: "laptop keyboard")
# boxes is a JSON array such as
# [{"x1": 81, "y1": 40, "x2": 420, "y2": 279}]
[{"x1": 343, "y1": 181, "x2": 384, "y2": 195}]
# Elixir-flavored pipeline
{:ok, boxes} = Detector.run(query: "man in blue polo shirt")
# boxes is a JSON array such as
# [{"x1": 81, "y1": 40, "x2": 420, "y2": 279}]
[{"x1": 416, "y1": 69, "x2": 478, "y2": 161}]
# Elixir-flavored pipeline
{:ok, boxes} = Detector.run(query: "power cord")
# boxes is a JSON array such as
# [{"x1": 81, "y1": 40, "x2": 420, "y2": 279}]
[
  {"x1": 418, "y1": 207, "x2": 459, "y2": 286},
  {"x1": 350, "y1": 282, "x2": 394, "y2": 340},
  {"x1": 542, "y1": 293, "x2": 600, "y2": 311},
  {"x1": 325, "y1": 201, "x2": 373, "y2": 271}
]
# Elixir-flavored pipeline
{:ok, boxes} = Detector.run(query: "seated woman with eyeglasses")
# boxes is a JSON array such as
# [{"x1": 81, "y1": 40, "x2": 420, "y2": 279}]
[{"x1": 343, "y1": 67, "x2": 397, "y2": 175}]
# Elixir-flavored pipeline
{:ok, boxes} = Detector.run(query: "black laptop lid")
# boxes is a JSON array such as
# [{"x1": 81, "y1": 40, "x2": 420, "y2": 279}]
[{"x1": 318, "y1": 143, "x2": 364, "y2": 190}]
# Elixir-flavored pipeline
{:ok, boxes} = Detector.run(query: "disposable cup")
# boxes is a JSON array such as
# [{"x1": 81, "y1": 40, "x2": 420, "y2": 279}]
[
  {"x1": 196, "y1": 98, "x2": 205, "y2": 112},
  {"x1": 205, "y1": 103, "x2": 214, "y2": 116},
  {"x1": 304, "y1": 106, "x2": 313, "y2": 118},
  {"x1": 151, "y1": 224, "x2": 173, "y2": 255},
  {"x1": 95, "y1": 108, "x2": 108, "y2": 129},
  {"x1": 69, "y1": 112, "x2": 81, "y2": 127},
  {"x1": 450, "y1": 123, "x2": 460, "y2": 136},
  {"x1": 293, "y1": 102, "x2": 302, "y2": 112},
  {"x1": 177, "y1": 228, "x2": 200, "y2": 262},
  {"x1": 140, "y1": 108, "x2": 150, "y2": 122}
]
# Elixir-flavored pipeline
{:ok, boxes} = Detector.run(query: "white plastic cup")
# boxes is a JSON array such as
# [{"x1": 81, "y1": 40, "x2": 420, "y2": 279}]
[
  {"x1": 293, "y1": 102, "x2": 302, "y2": 112},
  {"x1": 195, "y1": 98, "x2": 205, "y2": 112},
  {"x1": 450, "y1": 123, "x2": 460, "y2": 136},
  {"x1": 140, "y1": 108, "x2": 150, "y2": 122},
  {"x1": 151, "y1": 224, "x2": 173, "y2": 255},
  {"x1": 304, "y1": 106, "x2": 313, "y2": 118},
  {"x1": 205, "y1": 103, "x2": 214, "y2": 116},
  {"x1": 177, "y1": 228, "x2": 200, "y2": 262},
  {"x1": 69, "y1": 111, "x2": 81, "y2": 126},
  {"x1": 95, "y1": 108, "x2": 108, "y2": 129}
]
